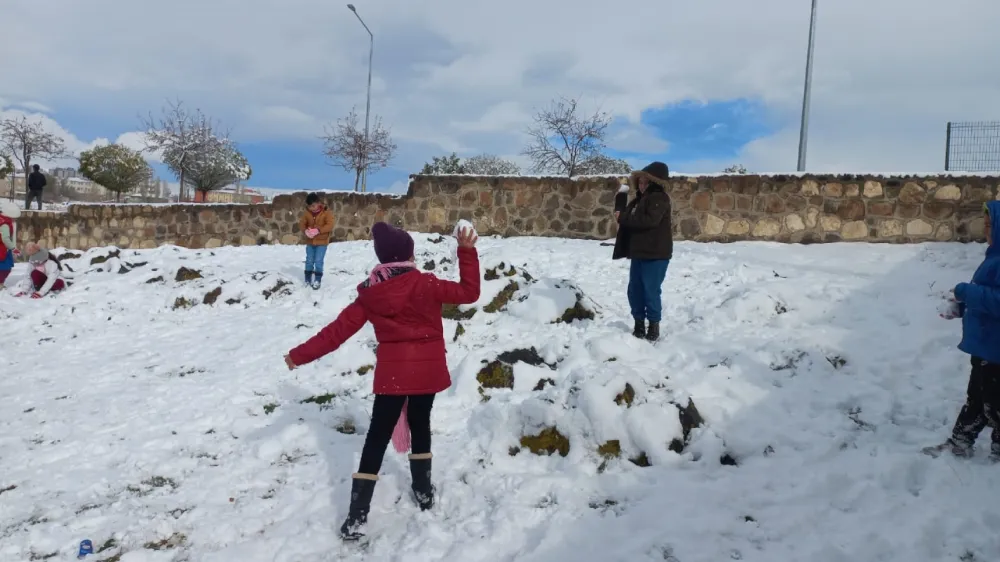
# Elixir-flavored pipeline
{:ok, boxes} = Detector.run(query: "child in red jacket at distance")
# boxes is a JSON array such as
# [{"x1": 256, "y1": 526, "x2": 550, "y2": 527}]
[{"x1": 284, "y1": 222, "x2": 481, "y2": 541}]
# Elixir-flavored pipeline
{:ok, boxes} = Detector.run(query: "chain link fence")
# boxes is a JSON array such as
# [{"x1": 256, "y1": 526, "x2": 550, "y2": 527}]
[{"x1": 944, "y1": 121, "x2": 1000, "y2": 172}]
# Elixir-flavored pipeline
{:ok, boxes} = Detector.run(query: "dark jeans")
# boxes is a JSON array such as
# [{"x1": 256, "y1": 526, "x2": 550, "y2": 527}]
[
  {"x1": 628, "y1": 259, "x2": 670, "y2": 323},
  {"x1": 357, "y1": 393, "x2": 435, "y2": 475},
  {"x1": 25, "y1": 190, "x2": 42, "y2": 210},
  {"x1": 951, "y1": 356, "x2": 1000, "y2": 449}
]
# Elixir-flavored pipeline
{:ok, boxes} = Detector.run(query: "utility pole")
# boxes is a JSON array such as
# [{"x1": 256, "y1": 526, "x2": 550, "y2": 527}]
[
  {"x1": 347, "y1": 4, "x2": 374, "y2": 192},
  {"x1": 797, "y1": 0, "x2": 818, "y2": 172}
]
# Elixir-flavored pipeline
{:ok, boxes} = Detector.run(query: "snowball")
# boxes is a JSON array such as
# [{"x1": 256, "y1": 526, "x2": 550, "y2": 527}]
[
  {"x1": 618, "y1": 184, "x2": 630, "y2": 193},
  {"x1": 453, "y1": 219, "x2": 477, "y2": 238}
]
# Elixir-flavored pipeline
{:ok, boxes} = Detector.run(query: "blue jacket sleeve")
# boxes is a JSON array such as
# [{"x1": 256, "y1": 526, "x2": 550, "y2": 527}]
[{"x1": 957, "y1": 282, "x2": 1000, "y2": 318}]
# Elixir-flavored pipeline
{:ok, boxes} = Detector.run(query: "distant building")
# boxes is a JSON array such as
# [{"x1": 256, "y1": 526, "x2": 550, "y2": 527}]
[
  {"x1": 192, "y1": 187, "x2": 267, "y2": 204},
  {"x1": 50, "y1": 167, "x2": 78, "y2": 179}
]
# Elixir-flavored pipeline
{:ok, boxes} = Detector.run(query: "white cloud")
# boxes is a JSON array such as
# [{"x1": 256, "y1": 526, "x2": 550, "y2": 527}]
[{"x1": 0, "y1": 0, "x2": 997, "y2": 177}]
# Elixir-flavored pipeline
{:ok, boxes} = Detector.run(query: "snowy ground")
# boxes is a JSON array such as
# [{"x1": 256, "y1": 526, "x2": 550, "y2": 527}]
[{"x1": 2, "y1": 235, "x2": 1000, "y2": 562}]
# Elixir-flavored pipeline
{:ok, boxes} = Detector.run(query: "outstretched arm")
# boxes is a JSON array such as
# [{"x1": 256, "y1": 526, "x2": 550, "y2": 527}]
[
  {"x1": 619, "y1": 195, "x2": 669, "y2": 230},
  {"x1": 432, "y1": 246, "x2": 481, "y2": 305},
  {"x1": 287, "y1": 301, "x2": 368, "y2": 367}
]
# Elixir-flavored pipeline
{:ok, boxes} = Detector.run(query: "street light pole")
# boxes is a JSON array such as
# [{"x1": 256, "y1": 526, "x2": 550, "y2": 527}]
[
  {"x1": 796, "y1": 0, "x2": 818, "y2": 172},
  {"x1": 347, "y1": 4, "x2": 373, "y2": 193}
]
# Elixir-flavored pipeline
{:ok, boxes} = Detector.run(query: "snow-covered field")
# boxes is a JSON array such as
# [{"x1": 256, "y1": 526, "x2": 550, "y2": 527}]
[{"x1": 2, "y1": 235, "x2": 1000, "y2": 562}]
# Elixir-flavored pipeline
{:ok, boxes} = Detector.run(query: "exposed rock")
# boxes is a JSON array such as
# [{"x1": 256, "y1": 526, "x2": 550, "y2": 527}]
[
  {"x1": 933, "y1": 185, "x2": 962, "y2": 200},
  {"x1": 898, "y1": 182, "x2": 926, "y2": 204},
  {"x1": 614, "y1": 383, "x2": 636, "y2": 407},
  {"x1": 822, "y1": 183, "x2": 843, "y2": 197},
  {"x1": 704, "y1": 214, "x2": 726, "y2": 236},
  {"x1": 484, "y1": 281, "x2": 519, "y2": 313},
  {"x1": 752, "y1": 218, "x2": 781, "y2": 237},
  {"x1": 262, "y1": 279, "x2": 292, "y2": 300},
  {"x1": 784, "y1": 214, "x2": 805, "y2": 232},
  {"x1": 557, "y1": 294, "x2": 596, "y2": 323},
  {"x1": 725, "y1": 220, "x2": 750, "y2": 235},
  {"x1": 423, "y1": 260, "x2": 436, "y2": 271},
  {"x1": 89, "y1": 249, "x2": 121, "y2": 265},
  {"x1": 533, "y1": 378, "x2": 556, "y2": 391},
  {"x1": 476, "y1": 361, "x2": 514, "y2": 390},
  {"x1": 175, "y1": 267, "x2": 202, "y2": 282},
  {"x1": 863, "y1": 181, "x2": 883, "y2": 198},
  {"x1": 820, "y1": 215, "x2": 841, "y2": 231},
  {"x1": 520, "y1": 427, "x2": 570, "y2": 457},
  {"x1": 877, "y1": 219, "x2": 903, "y2": 238},
  {"x1": 906, "y1": 219, "x2": 933, "y2": 236},
  {"x1": 442, "y1": 304, "x2": 477, "y2": 320},
  {"x1": 453, "y1": 323, "x2": 465, "y2": 342},
  {"x1": 203, "y1": 287, "x2": 222, "y2": 305},
  {"x1": 840, "y1": 221, "x2": 868, "y2": 240},
  {"x1": 146, "y1": 276, "x2": 164, "y2": 284},
  {"x1": 800, "y1": 180, "x2": 820, "y2": 196},
  {"x1": 629, "y1": 452, "x2": 651, "y2": 467},
  {"x1": 598, "y1": 439, "x2": 621, "y2": 459},
  {"x1": 172, "y1": 297, "x2": 195, "y2": 310}
]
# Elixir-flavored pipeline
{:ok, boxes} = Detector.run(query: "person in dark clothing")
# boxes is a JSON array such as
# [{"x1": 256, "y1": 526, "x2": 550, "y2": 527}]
[
  {"x1": 26, "y1": 165, "x2": 46, "y2": 211},
  {"x1": 612, "y1": 161, "x2": 673, "y2": 341},
  {"x1": 284, "y1": 221, "x2": 481, "y2": 541},
  {"x1": 924, "y1": 201, "x2": 1000, "y2": 461}
]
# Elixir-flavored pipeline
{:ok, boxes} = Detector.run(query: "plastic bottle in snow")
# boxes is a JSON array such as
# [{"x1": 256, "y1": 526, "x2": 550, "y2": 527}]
[{"x1": 78, "y1": 539, "x2": 94, "y2": 558}]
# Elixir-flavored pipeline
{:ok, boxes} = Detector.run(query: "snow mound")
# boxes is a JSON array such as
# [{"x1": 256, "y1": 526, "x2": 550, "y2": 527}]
[{"x1": 4, "y1": 237, "x2": 1000, "y2": 561}]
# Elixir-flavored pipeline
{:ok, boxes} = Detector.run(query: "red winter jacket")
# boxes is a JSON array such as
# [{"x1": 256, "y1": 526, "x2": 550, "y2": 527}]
[{"x1": 288, "y1": 247, "x2": 481, "y2": 395}]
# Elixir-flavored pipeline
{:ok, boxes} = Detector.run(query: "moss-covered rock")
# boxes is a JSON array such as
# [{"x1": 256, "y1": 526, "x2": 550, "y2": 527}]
[
  {"x1": 519, "y1": 427, "x2": 570, "y2": 457},
  {"x1": 614, "y1": 383, "x2": 636, "y2": 407},
  {"x1": 484, "y1": 266, "x2": 501, "y2": 281},
  {"x1": 58, "y1": 251, "x2": 82, "y2": 261},
  {"x1": 203, "y1": 287, "x2": 222, "y2": 305},
  {"x1": 597, "y1": 439, "x2": 621, "y2": 459},
  {"x1": 172, "y1": 297, "x2": 195, "y2": 310},
  {"x1": 301, "y1": 393, "x2": 336, "y2": 405},
  {"x1": 442, "y1": 304, "x2": 477, "y2": 320},
  {"x1": 175, "y1": 267, "x2": 202, "y2": 282},
  {"x1": 357, "y1": 365, "x2": 374, "y2": 375},
  {"x1": 484, "y1": 281, "x2": 519, "y2": 313},
  {"x1": 336, "y1": 420, "x2": 357, "y2": 434},
  {"x1": 144, "y1": 533, "x2": 186, "y2": 551},
  {"x1": 89, "y1": 249, "x2": 121, "y2": 265},
  {"x1": 477, "y1": 361, "x2": 514, "y2": 390},
  {"x1": 423, "y1": 259, "x2": 436, "y2": 271},
  {"x1": 146, "y1": 276, "x2": 164, "y2": 284},
  {"x1": 504, "y1": 264, "x2": 518, "y2": 277},
  {"x1": 263, "y1": 403, "x2": 279, "y2": 415},
  {"x1": 453, "y1": 323, "x2": 465, "y2": 342},
  {"x1": 557, "y1": 294, "x2": 596, "y2": 323}
]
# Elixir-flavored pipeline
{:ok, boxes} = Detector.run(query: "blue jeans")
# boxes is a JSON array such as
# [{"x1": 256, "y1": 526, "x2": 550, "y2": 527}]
[
  {"x1": 628, "y1": 259, "x2": 670, "y2": 323},
  {"x1": 305, "y1": 244, "x2": 328, "y2": 274}
]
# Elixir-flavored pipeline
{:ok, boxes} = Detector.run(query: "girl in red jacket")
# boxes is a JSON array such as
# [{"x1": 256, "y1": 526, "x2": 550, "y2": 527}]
[{"x1": 284, "y1": 222, "x2": 480, "y2": 541}]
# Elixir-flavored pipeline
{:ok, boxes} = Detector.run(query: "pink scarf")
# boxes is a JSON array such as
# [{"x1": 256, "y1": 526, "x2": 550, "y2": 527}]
[
  {"x1": 367, "y1": 261, "x2": 416, "y2": 286},
  {"x1": 367, "y1": 260, "x2": 417, "y2": 453}
]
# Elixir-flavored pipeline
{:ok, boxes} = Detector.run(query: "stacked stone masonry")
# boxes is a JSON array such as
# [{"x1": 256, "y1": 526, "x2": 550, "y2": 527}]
[{"x1": 13, "y1": 174, "x2": 1000, "y2": 251}]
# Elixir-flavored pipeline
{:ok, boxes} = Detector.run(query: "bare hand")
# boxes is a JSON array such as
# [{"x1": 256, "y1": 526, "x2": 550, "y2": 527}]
[
  {"x1": 614, "y1": 211, "x2": 620, "y2": 221},
  {"x1": 284, "y1": 354, "x2": 296, "y2": 370},
  {"x1": 456, "y1": 226, "x2": 478, "y2": 248}
]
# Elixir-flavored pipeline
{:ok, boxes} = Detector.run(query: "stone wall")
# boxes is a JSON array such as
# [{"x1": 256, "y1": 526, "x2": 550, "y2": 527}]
[{"x1": 13, "y1": 174, "x2": 1000, "y2": 250}]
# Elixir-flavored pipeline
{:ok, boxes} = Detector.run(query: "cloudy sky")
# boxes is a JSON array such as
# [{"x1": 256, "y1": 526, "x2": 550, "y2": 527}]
[{"x1": 1, "y1": 0, "x2": 998, "y2": 193}]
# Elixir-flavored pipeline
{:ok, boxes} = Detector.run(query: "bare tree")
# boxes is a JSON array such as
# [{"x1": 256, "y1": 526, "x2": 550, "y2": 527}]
[
  {"x1": 140, "y1": 100, "x2": 226, "y2": 202},
  {"x1": 575, "y1": 154, "x2": 632, "y2": 175},
  {"x1": 0, "y1": 115, "x2": 69, "y2": 199},
  {"x1": 463, "y1": 154, "x2": 521, "y2": 175},
  {"x1": 321, "y1": 107, "x2": 396, "y2": 192},
  {"x1": 522, "y1": 97, "x2": 612, "y2": 177},
  {"x1": 723, "y1": 164, "x2": 748, "y2": 174}
]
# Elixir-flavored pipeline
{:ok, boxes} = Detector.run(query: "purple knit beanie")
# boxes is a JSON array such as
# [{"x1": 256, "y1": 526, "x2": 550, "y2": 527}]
[{"x1": 371, "y1": 222, "x2": 414, "y2": 264}]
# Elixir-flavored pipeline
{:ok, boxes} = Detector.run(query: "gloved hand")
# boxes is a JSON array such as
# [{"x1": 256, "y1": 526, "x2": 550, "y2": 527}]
[
  {"x1": 30, "y1": 292, "x2": 42, "y2": 299},
  {"x1": 12, "y1": 249, "x2": 21, "y2": 258},
  {"x1": 305, "y1": 228, "x2": 319, "y2": 238}
]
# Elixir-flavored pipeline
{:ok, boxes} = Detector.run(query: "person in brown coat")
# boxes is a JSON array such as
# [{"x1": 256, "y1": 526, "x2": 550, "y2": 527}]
[
  {"x1": 300, "y1": 192, "x2": 335, "y2": 289},
  {"x1": 612, "y1": 161, "x2": 673, "y2": 341}
]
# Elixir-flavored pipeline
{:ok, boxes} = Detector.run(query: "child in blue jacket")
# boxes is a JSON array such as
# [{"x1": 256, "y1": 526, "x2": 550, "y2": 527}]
[{"x1": 925, "y1": 200, "x2": 1000, "y2": 461}]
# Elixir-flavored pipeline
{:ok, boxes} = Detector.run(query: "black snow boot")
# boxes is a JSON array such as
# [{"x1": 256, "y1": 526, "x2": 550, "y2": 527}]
[
  {"x1": 632, "y1": 319, "x2": 646, "y2": 339},
  {"x1": 304, "y1": 270, "x2": 314, "y2": 285},
  {"x1": 645, "y1": 322, "x2": 660, "y2": 342},
  {"x1": 340, "y1": 474, "x2": 377, "y2": 541},
  {"x1": 409, "y1": 453, "x2": 435, "y2": 511},
  {"x1": 312, "y1": 272, "x2": 323, "y2": 290},
  {"x1": 921, "y1": 437, "x2": 974, "y2": 459}
]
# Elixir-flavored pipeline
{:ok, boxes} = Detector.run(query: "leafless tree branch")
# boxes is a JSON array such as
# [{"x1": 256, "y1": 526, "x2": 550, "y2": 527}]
[
  {"x1": 522, "y1": 97, "x2": 612, "y2": 177},
  {"x1": 320, "y1": 107, "x2": 397, "y2": 192}
]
